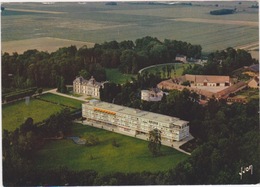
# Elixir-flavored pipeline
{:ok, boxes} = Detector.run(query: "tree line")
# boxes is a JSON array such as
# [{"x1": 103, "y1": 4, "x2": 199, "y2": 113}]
[
  {"x1": 183, "y1": 47, "x2": 258, "y2": 76},
  {"x1": 210, "y1": 9, "x2": 235, "y2": 15},
  {"x1": 2, "y1": 36, "x2": 202, "y2": 93},
  {"x1": 2, "y1": 109, "x2": 74, "y2": 185}
]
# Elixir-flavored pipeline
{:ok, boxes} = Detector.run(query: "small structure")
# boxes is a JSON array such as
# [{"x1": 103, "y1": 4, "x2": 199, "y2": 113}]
[
  {"x1": 175, "y1": 55, "x2": 187, "y2": 63},
  {"x1": 73, "y1": 76, "x2": 105, "y2": 99},
  {"x1": 227, "y1": 95, "x2": 247, "y2": 104},
  {"x1": 243, "y1": 64, "x2": 259, "y2": 77},
  {"x1": 141, "y1": 88, "x2": 166, "y2": 102},
  {"x1": 248, "y1": 76, "x2": 259, "y2": 88}
]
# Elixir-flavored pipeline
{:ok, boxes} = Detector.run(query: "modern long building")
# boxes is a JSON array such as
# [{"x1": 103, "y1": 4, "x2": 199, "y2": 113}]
[{"x1": 82, "y1": 100, "x2": 189, "y2": 142}]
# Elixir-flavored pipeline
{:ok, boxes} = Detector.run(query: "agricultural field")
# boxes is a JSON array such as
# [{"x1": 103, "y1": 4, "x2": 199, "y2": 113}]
[
  {"x1": 2, "y1": 37, "x2": 95, "y2": 54},
  {"x1": 2, "y1": 93, "x2": 83, "y2": 131},
  {"x1": 33, "y1": 124, "x2": 189, "y2": 173},
  {"x1": 1, "y1": 1, "x2": 258, "y2": 54}
]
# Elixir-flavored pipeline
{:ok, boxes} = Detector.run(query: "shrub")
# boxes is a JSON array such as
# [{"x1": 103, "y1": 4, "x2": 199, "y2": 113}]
[
  {"x1": 85, "y1": 134, "x2": 100, "y2": 146},
  {"x1": 210, "y1": 9, "x2": 235, "y2": 15},
  {"x1": 112, "y1": 139, "x2": 119, "y2": 147}
]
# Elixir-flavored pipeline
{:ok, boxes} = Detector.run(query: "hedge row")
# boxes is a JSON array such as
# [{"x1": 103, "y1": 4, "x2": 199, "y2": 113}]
[
  {"x1": 36, "y1": 97, "x2": 77, "y2": 109},
  {"x1": 3, "y1": 87, "x2": 37, "y2": 102},
  {"x1": 210, "y1": 9, "x2": 235, "y2": 15}
]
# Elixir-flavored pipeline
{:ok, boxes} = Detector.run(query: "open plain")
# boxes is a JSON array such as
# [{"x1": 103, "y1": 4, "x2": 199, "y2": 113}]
[{"x1": 1, "y1": 1, "x2": 258, "y2": 55}]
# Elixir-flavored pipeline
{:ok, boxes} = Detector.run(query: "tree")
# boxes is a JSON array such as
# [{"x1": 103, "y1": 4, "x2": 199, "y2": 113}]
[
  {"x1": 79, "y1": 69, "x2": 90, "y2": 79},
  {"x1": 56, "y1": 76, "x2": 67, "y2": 93},
  {"x1": 148, "y1": 129, "x2": 161, "y2": 156},
  {"x1": 20, "y1": 117, "x2": 35, "y2": 135},
  {"x1": 37, "y1": 88, "x2": 43, "y2": 96}
]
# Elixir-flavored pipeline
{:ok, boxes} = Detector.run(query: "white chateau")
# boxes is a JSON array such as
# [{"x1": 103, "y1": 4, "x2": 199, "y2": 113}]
[
  {"x1": 73, "y1": 76, "x2": 105, "y2": 99},
  {"x1": 82, "y1": 100, "x2": 189, "y2": 142}
]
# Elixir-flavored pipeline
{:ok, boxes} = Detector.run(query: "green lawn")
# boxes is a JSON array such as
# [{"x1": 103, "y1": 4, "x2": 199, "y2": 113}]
[
  {"x1": 40, "y1": 93, "x2": 84, "y2": 108},
  {"x1": 106, "y1": 68, "x2": 136, "y2": 84},
  {"x1": 141, "y1": 63, "x2": 191, "y2": 78},
  {"x1": 2, "y1": 93, "x2": 84, "y2": 131},
  {"x1": 34, "y1": 124, "x2": 189, "y2": 173},
  {"x1": 2, "y1": 99, "x2": 63, "y2": 131}
]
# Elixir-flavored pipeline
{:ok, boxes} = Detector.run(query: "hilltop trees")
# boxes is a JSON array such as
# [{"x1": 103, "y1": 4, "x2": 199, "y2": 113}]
[
  {"x1": 210, "y1": 9, "x2": 235, "y2": 15},
  {"x1": 183, "y1": 47, "x2": 257, "y2": 76},
  {"x1": 2, "y1": 36, "x2": 202, "y2": 93}
]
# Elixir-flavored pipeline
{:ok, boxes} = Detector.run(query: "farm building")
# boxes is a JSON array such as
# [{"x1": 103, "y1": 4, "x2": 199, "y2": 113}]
[
  {"x1": 175, "y1": 55, "x2": 187, "y2": 63},
  {"x1": 227, "y1": 95, "x2": 247, "y2": 104},
  {"x1": 157, "y1": 78, "x2": 216, "y2": 98},
  {"x1": 243, "y1": 64, "x2": 259, "y2": 77},
  {"x1": 141, "y1": 88, "x2": 167, "y2": 102},
  {"x1": 248, "y1": 76, "x2": 259, "y2": 88},
  {"x1": 82, "y1": 100, "x2": 190, "y2": 142},
  {"x1": 176, "y1": 74, "x2": 232, "y2": 87},
  {"x1": 158, "y1": 74, "x2": 246, "y2": 100},
  {"x1": 73, "y1": 76, "x2": 105, "y2": 99}
]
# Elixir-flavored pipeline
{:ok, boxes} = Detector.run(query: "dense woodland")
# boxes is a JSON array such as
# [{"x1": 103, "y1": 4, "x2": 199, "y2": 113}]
[
  {"x1": 2, "y1": 36, "x2": 259, "y2": 185},
  {"x1": 183, "y1": 47, "x2": 257, "y2": 76},
  {"x1": 2, "y1": 36, "x2": 202, "y2": 92}
]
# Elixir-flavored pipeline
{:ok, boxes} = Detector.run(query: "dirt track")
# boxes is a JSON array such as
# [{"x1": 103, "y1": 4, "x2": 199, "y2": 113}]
[{"x1": 235, "y1": 42, "x2": 259, "y2": 50}]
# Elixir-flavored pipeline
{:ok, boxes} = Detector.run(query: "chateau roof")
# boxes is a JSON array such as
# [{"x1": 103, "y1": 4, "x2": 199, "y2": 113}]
[{"x1": 73, "y1": 76, "x2": 102, "y2": 87}]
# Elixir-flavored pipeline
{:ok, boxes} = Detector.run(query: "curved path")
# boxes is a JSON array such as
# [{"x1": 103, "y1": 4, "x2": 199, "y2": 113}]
[{"x1": 138, "y1": 62, "x2": 180, "y2": 74}]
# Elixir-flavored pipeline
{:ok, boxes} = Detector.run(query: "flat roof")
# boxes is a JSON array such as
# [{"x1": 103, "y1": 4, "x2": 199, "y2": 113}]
[{"x1": 84, "y1": 100, "x2": 188, "y2": 127}]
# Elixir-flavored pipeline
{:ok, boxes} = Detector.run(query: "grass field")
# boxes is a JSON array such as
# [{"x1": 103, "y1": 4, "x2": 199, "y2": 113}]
[
  {"x1": 1, "y1": 2, "x2": 258, "y2": 54},
  {"x1": 106, "y1": 68, "x2": 136, "y2": 84},
  {"x1": 40, "y1": 93, "x2": 84, "y2": 108},
  {"x1": 2, "y1": 99, "x2": 63, "y2": 131},
  {"x1": 141, "y1": 63, "x2": 191, "y2": 78},
  {"x1": 34, "y1": 124, "x2": 189, "y2": 173},
  {"x1": 2, "y1": 93, "x2": 83, "y2": 131}
]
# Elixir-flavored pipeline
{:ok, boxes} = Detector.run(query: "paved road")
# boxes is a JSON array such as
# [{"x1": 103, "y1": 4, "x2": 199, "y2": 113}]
[
  {"x1": 45, "y1": 88, "x2": 88, "y2": 102},
  {"x1": 138, "y1": 62, "x2": 181, "y2": 74}
]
